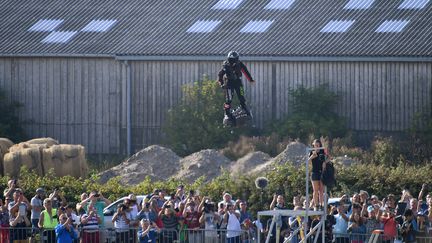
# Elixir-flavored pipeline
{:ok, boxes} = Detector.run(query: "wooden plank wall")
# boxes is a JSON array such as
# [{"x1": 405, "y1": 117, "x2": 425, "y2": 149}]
[
  {"x1": 0, "y1": 58, "x2": 431, "y2": 154},
  {"x1": 0, "y1": 57, "x2": 122, "y2": 154},
  {"x1": 275, "y1": 62, "x2": 431, "y2": 131}
]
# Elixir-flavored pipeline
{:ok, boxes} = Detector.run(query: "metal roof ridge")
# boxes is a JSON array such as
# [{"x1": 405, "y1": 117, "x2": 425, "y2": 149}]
[{"x1": 115, "y1": 55, "x2": 432, "y2": 62}]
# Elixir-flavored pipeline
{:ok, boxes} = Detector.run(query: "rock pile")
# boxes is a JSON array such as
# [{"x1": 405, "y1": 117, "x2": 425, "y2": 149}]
[
  {"x1": 174, "y1": 149, "x2": 231, "y2": 183},
  {"x1": 230, "y1": 151, "x2": 271, "y2": 176},
  {"x1": 98, "y1": 145, "x2": 181, "y2": 185},
  {"x1": 272, "y1": 141, "x2": 308, "y2": 166}
]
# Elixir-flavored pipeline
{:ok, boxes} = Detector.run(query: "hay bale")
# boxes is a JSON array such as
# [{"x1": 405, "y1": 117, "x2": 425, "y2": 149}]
[
  {"x1": 26, "y1": 137, "x2": 59, "y2": 147},
  {"x1": 42, "y1": 144, "x2": 88, "y2": 178},
  {"x1": 0, "y1": 138, "x2": 14, "y2": 153},
  {"x1": 3, "y1": 147, "x2": 44, "y2": 177},
  {"x1": 0, "y1": 138, "x2": 14, "y2": 176},
  {"x1": 9, "y1": 142, "x2": 49, "y2": 153}
]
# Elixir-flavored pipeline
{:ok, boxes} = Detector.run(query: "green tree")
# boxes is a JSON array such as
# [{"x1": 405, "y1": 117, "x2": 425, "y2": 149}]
[
  {"x1": 162, "y1": 76, "x2": 256, "y2": 156},
  {"x1": 266, "y1": 84, "x2": 347, "y2": 141},
  {"x1": 0, "y1": 89, "x2": 25, "y2": 142}
]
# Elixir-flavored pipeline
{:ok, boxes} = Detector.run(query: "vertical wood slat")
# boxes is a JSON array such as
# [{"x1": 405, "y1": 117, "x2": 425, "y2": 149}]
[{"x1": 0, "y1": 58, "x2": 431, "y2": 154}]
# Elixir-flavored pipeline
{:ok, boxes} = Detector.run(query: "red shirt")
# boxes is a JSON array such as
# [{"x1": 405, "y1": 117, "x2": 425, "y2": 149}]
[
  {"x1": 382, "y1": 216, "x2": 397, "y2": 240},
  {"x1": 184, "y1": 211, "x2": 201, "y2": 229}
]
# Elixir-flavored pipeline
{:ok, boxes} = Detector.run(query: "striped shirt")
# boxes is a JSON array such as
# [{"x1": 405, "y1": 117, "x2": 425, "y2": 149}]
[
  {"x1": 161, "y1": 214, "x2": 178, "y2": 229},
  {"x1": 114, "y1": 212, "x2": 131, "y2": 232},
  {"x1": 81, "y1": 214, "x2": 99, "y2": 232}
]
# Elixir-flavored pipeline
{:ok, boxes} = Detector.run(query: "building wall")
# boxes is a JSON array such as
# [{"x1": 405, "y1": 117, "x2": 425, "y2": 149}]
[
  {"x1": 0, "y1": 57, "x2": 430, "y2": 154},
  {"x1": 0, "y1": 57, "x2": 123, "y2": 154}
]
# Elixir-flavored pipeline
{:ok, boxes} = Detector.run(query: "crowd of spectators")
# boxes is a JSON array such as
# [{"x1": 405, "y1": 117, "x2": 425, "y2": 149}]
[
  {"x1": 267, "y1": 185, "x2": 432, "y2": 243},
  {"x1": 0, "y1": 178, "x2": 431, "y2": 243}
]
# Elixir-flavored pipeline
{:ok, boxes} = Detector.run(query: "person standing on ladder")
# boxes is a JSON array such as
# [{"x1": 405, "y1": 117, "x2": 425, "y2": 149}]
[{"x1": 308, "y1": 139, "x2": 326, "y2": 210}]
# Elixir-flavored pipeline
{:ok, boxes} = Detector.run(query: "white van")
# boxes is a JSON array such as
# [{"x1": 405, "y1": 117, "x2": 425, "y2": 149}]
[{"x1": 103, "y1": 195, "x2": 147, "y2": 228}]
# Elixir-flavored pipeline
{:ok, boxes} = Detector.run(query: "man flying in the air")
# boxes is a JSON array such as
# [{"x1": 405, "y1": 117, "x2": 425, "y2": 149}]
[{"x1": 218, "y1": 51, "x2": 255, "y2": 126}]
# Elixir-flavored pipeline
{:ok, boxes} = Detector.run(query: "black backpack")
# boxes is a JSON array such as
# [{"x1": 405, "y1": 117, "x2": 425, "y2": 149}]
[{"x1": 321, "y1": 162, "x2": 336, "y2": 189}]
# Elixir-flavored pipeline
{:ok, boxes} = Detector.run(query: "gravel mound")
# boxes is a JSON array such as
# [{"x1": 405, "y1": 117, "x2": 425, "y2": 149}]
[
  {"x1": 272, "y1": 141, "x2": 308, "y2": 166},
  {"x1": 98, "y1": 145, "x2": 181, "y2": 185},
  {"x1": 230, "y1": 151, "x2": 271, "y2": 176},
  {"x1": 174, "y1": 149, "x2": 232, "y2": 183}
]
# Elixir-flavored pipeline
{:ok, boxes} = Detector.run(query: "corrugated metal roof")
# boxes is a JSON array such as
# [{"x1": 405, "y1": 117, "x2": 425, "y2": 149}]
[{"x1": 0, "y1": 0, "x2": 431, "y2": 57}]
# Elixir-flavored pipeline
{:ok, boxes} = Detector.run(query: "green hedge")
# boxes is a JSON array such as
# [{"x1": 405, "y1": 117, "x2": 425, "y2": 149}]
[{"x1": 7, "y1": 162, "x2": 432, "y2": 217}]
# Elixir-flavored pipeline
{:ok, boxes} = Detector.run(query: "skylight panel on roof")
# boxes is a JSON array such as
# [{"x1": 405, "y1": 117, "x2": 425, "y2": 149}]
[
  {"x1": 187, "y1": 20, "x2": 221, "y2": 33},
  {"x1": 375, "y1": 20, "x2": 409, "y2": 32},
  {"x1": 398, "y1": 0, "x2": 429, "y2": 9},
  {"x1": 320, "y1": 20, "x2": 355, "y2": 33},
  {"x1": 81, "y1": 20, "x2": 117, "y2": 32},
  {"x1": 344, "y1": 0, "x2": 375, "y2": 9},
  {"x1": 28, "y1": 19, "x2": 63, "y2": 32},
  {"x1": 42, "y1": 31, "x2": 77, "y2": 43},
  {"x1": 264, "y1": 0, "x2": 295, "y2": 10},
  {"x1": 211, "y1": 0, "x2": 243, "y2": 9},
  {"x1": 240, "y1": 20, "x2": 273, "y2": 33}
]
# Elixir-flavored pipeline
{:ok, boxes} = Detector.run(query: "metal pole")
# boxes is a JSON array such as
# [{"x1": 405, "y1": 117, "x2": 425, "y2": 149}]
[
  {"x1": 124, "y1": 60, "x2": 132, "y2": 156},
  {"x1": 322, "y1": 186, "x2": 327, "y2": 243},
  {"x1": 305, "y1": 147, "x2": 310, "y2": 237}
]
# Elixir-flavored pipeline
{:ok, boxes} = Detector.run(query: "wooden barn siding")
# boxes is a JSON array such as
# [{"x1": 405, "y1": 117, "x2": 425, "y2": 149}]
[
  {"x1": 129, "y1": 60, "x2": 431, "y2": 151},
  {"x1": 274, "y1": 62, "x2": 432, "y2": 131},
  {"x1": 0, "y1": 57, "x2": 122, "y2": 154},
  {"x1": 0, "y1": 58, "x2": 431, "y2": 154}
]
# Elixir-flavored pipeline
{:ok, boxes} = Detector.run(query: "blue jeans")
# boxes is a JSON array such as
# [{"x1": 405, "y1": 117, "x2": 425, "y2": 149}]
[
  {"x1": 31, "y1": 219, "x2": 40, "y2": 235},
  {"x1": 227, "y1": 235, "x2": 241, "y2": 243}
]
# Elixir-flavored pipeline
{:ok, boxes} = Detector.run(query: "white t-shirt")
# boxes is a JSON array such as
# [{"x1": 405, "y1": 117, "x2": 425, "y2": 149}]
[
  {"x1": 204, "y1": 213, "x2": 218, "y2": 237},
  {"x1": 130, "y1": 204, "x2": 139, "y2": 220},
  {"x1": 226, "y1": 213, "x2": 241, "y2": 238}
]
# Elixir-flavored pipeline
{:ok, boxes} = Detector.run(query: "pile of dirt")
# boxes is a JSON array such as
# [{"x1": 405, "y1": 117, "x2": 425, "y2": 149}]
[
  {"x1": 230, "y1": 151, "x2": 271, "y2": 176},
  {"x1": 272, "y1": 141, "x2": 308, "y2": 166},
  {"x1": 98, "y1": 145, "x2": 181, "y2": 185},
  {"x1": 247, "y1": 161, "x2": 271, "y2": 175},
  {"x1": 174, "y1": 149, "x2": 232, "y2": 183},
  {"x1": 247, "y1": 142, "x2": 308, "y2": 175}
]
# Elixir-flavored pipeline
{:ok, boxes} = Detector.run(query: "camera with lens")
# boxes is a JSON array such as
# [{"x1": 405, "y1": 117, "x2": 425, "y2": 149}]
[
  {"x1": 204, "y1": 201, "x2": 215, "y2": 213},
  {"x1": 118, "y1": 203, "x2": 128, "y2": 211},
  {"x1": 318, "y1": 153, "x2": 326, "y2": 161}
]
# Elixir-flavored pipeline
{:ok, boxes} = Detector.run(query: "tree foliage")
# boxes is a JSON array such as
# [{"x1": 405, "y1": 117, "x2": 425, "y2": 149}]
[
  {"x1": 162, "y1": 76, "x2": 256, "y2": 156},
  {"x1": 266, "y1": 84, "x2": 347, "y2": 141},
  {"x1": 0, "y1": 89, "x2": 25, "y2": 142}
]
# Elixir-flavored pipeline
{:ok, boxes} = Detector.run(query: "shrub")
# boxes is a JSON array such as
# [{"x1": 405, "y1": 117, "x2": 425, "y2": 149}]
[
  {"x1": 407, "y1": 112, "x2": 432, "y2": 162},
  {"x1": 0, "y1": 89, "x2": 26, "y2": 142},
  {"x1": 221, "y1": 134, "x2": 290, "y2": 160},
  {"x1": 5, "y1": 161, "x2": 432, "y2": 219},
  {"x1": 332, "y1": 134, "x2": 366, "y2": 159},
  {"x1": 369, "y1": 136, "x2": 402, "y2": 166},
  {"x1": 266, "y1": 84, "x2": 347, "y2": 142},
  {"x1": 162, "y1": 76, "x2": 257, "y2": 156}
]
